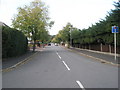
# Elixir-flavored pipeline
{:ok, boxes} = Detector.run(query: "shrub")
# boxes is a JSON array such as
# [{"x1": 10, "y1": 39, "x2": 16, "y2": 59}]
[{"x1": 2, "y1": 26, "x2": 28, "y2": 58}]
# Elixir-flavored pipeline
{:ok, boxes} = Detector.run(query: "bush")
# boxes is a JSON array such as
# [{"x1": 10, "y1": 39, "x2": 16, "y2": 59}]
[{"x1": 2, "y1": 26, "x2": 28, "y2": 58}]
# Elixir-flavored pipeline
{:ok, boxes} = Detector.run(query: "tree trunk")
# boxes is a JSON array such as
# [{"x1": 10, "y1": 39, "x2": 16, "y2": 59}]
[
  {"x1": 33, "y1": 40, "x2": 36, "y2": 52},
  {"x1": 89, "y1": 44, "x2": 91, "y2": 50},
  {"x1": 43, "y1": 43, "x2": 44, "y2": 48},
  {"x1": 100, "y1": 43, "x2": 103, "y2": 52},
  {"x1": 42, "y1": 42, "x2": 44, "y2": 48}
]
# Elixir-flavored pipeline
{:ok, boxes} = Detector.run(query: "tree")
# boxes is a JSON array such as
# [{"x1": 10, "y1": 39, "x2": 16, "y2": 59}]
[
  {"x1": 57, "y1": 23, "x2": 73, "y2": 45},
  {"x1": 71, "y1": 28, "x2": 80, "y2": 44},
  {"x1": 38, "y1": 29, "x2": 50, "y2": 47},
  {"x1": 106, "y1": 1, "x2": 120, "y2": 46},
  {"x1": 12, "y1": 0, "x2": 52, "y2": 52}
]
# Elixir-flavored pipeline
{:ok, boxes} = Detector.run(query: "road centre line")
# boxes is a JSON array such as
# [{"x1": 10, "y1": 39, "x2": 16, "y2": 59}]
[
  {"x1": 62, "y1": 61, "x2": 70, "y2": 71},
  {"x1": 58, "y1": 55, "x2": 61, "y2": 59},
  {"x1": 76, "y1": 80, "x2": 85, "y2": 90},
  {"x1": 56, "y1": 52, "x2": 70, "y2": 70},
  {"x1": 56, "y1": 52, "x2": 61, "y2": 59},
  {"x1": 56, "y1": 52, "x2": 58, "y2": 55}
]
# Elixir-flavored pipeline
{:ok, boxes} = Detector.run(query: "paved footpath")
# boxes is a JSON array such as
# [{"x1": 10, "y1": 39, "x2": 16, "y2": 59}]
[
  {"x1": 69, "y1": 47, "x2": 120, "y2": 66},
  {"x1": 2, "y1": 47, "x2": 44, "y2": 69}
]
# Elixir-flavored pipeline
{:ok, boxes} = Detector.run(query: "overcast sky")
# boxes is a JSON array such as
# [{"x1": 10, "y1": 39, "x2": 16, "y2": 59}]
[{"x1": 0, "y1": 0, "x2": 118, "y2": 35}]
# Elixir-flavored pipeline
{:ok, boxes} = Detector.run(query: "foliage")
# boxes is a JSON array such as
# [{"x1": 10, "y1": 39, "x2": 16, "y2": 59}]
[
  {"x1": 12, "y1": 0, "x2": 53, "y2": 51},
  {"x1": 52, "y1": 22, "x2": 72, "y2": 44},
  {"x1": 52, "y1": 1, "x2": 120, "y2": 46},
  {"x1": 2, "y1": 26, "x2": 28, "y2": 58}
]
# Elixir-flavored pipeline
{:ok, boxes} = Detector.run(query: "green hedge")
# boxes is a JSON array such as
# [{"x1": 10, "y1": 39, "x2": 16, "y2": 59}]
[{"x1": 2, "y1": 26, "x2": 28, "y2": 58}]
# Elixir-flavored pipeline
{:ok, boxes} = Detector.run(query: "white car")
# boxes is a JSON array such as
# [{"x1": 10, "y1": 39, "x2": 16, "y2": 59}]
[{"x1": 55, "y1": 43, "x2": 58, "y2": 46}]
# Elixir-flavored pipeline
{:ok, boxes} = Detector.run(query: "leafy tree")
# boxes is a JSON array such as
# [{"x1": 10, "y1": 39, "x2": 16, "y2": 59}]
[
  {"x1": 52, "y1": 23, "x2": 73, "y2": 45},
  {"x1": 53, "y1": 1, "x2": 120, "y2": 51},
  {"x1": 58, "y1": 23, "x2": 73, "y2": 44},
  {"x1": 12, "y1": 0, "x2": 52, "y2": 52},
  {"x1": 51, "y1": 34, "x2": 61, "y2": 43},
  {"x1": 39, "y1": 29, "x2": 49, "y2": 44},
  {"x1": 107, "y1": 1, "x2": 120, "y2": 46},
  {"x1": 71, "y1": 28, "x2": 80, "y2": 44}
]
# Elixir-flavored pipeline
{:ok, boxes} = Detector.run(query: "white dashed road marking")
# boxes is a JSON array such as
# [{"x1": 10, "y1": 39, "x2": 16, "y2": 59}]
[
  {"x1": 62, "y1": 61, "x2": 70, "y2": 71},
  {"x1": 56, "y1": 51, "x2": 86, "y2": 89},
  {"x1": 76, "y1": 80, "x2": 85, "y2": 90},
  {"x1": 56, "y1": 52, "x2": 61, "y2": 59}
]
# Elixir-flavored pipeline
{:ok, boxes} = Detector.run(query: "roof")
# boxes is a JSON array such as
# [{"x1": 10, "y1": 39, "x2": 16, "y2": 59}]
[{"x1": 0, "y1": 21, "x2": 8, "y2": 27}]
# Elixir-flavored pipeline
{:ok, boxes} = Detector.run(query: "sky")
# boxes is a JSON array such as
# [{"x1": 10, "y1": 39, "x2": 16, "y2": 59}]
[{"x1": 0, "y1": 0, "x2": 118, "y2": 35}]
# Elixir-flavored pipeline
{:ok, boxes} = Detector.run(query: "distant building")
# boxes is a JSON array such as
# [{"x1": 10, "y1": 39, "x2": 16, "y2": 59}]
[{"x1": 0, "y1": 21, "x2": 8, "y2": 27}]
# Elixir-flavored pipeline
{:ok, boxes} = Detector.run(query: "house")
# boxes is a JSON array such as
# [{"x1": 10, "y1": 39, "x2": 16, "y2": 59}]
[{"x1": 0, "y1": 21, "x2": 8, "y2": 27}]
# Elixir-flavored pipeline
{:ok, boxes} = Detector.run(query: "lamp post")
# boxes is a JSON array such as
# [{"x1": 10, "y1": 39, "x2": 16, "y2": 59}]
[
  {"x1": 69, "y1": 25, "x2": 73, "y2": 48},
  {"x1": 70, "y1": 29, "x2": 72, "y2": 47}
]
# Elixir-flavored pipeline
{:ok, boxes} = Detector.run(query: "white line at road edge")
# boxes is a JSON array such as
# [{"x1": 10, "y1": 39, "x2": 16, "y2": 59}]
[
  {"x1": 56, "y1": 52, "x2": 61, "y2": 59},
  {"x1": 76, "y1": 80, "x2": 85, "y2": 90},
  {"x1": 62, "y1": 61, "x2": 70, "y2": 71}
]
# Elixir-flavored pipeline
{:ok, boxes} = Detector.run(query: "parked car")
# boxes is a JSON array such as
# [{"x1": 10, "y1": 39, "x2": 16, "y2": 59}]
[
  {"x1": 55, "y1": 43, "x2": 58, "y2": 46},
  {"x1": 48, "y1": 43, "x2": 51, "y2": 46}
]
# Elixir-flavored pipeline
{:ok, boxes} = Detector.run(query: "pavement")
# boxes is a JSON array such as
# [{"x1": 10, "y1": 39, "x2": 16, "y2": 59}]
[
  {"x1": 2, "y1": 47, "x2": 44, "y2": 70},
  {"x1": 68, "y1": 47, "x2": 120, "y2": 66},
  {"x1": 2, "y1": 45, "x2": 119, "y2": 88}
]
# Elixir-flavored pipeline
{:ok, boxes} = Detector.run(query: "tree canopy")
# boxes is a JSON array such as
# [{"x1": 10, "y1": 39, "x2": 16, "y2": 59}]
[
  {"x1": 12, "y1": 0, "x2": 53, "y2": 51},
  {"x1": 52, "y1": 1, "x2": 120, "y2": 46}
]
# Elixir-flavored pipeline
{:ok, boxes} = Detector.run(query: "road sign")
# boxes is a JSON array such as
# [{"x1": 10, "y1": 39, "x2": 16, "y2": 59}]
[
  {"x1": 112, "y1": 26, "x2": 119, "y2": 33},
  {"x1": 111, "y1": 26, "x2": 119, "y2": 61}
]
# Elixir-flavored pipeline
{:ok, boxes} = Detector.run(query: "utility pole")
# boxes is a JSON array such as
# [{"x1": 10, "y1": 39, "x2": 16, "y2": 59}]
[
  {"x1": 69, "y1": 25, "x2": 73, "y2": 48},
  {"x1": 70, "y1": 29, "x2": 72, "y2": 47}
]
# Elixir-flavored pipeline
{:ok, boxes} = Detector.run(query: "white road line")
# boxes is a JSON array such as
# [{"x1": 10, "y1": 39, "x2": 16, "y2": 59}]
[
  {"x1": 62, "y1": 61, "x2": 70, "y2": 71},
  {"x1": 76, "y1": 80, "x2": 85, "y2": 90},
  {"x1": 56, "y1": 52, "x2": 61, "y2": 59},
  {"x1": 56, "y1": 52, "x2": 58, "y2": 55},
  {"x1": 58, "y1": 55, "x2": 61, "y2": 59}
]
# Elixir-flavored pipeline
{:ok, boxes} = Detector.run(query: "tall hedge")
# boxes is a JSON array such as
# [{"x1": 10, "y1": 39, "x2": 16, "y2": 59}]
[{"x1": 2, "y1": 26, "x2": 28, "y2": 58}]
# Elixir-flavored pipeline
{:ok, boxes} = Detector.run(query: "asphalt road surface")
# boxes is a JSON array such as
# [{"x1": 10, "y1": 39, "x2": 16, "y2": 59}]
[{"x1": 2, "y1": 45, "x2": 118, "y2": 89}]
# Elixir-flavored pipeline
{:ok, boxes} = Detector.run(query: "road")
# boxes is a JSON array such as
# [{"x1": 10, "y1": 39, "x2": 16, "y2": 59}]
[{"x1": 2, "y1": 45, "x2": 118, "y2": 89}]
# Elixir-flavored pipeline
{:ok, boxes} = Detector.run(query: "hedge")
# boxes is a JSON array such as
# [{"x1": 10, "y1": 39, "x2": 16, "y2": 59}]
[{"x1": 2, "y1": 26, "x2": 28, "y2": 58}]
